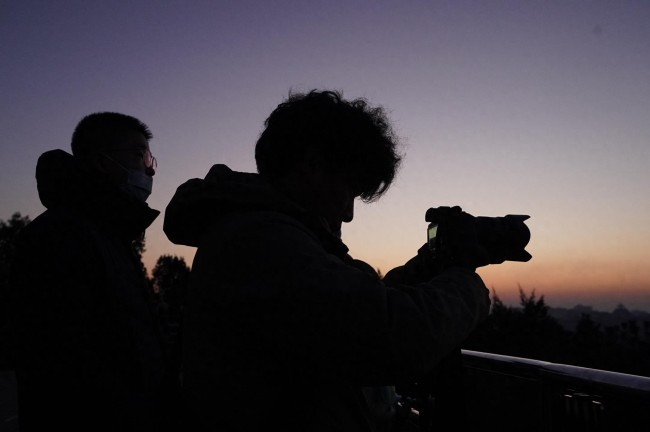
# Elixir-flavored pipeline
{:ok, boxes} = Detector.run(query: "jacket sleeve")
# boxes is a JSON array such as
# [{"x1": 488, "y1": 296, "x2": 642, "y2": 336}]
[
  {"x1": 198, "y1": 211, "x2": 491, "y2": 385},
  {"x1": 382, "y1": 243, "x2": 440, "y2": 286}
]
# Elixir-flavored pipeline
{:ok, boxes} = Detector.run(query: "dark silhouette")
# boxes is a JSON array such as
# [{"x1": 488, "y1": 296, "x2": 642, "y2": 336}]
[
  {"x1": 150, "y1": 254, "x2": 190, "y2": 374},
  {"x1": 5, "y1": 113, "x2": 182, "y2": 432},
  {"x1": 463, "y1": 288, "x2": 650, "y2": 377},
  {"x1": 0, "y1": 213, "x2": 31, "y2": 371},
  {"x1": 2, "y1": 211, "x2": 648, "y2": 431},
  {"x1": 163, "y1": 90, "x2": 491, "y2": 432},
  {"x1": 464, "y1": 289, "x2": 572, "y2": 363}
]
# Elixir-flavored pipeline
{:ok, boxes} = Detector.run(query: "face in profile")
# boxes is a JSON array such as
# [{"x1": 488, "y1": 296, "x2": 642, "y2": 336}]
[
  {"x1": 97, "y1": 132, "x2": 154, "y2": 183},
  {"x1": 104, "y1": 132, "x2": 155, "y2": 176}
]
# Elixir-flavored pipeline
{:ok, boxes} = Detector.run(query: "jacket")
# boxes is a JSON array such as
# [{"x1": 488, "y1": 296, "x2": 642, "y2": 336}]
[
  {"x1": 163, "y1": 164, "x2": 490, "y2": 431},
  {"x1": 7, "y1": 149, "x2": 177, "y2": 432}
]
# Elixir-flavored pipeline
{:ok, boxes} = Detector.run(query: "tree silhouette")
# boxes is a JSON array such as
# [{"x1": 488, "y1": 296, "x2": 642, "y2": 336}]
[
  {"x1": 151, "y1": 254, "x2": 190, "y2": 313},
  {"x1": 150, "y1": 254, "x2": 190, "y2": 371},
  {"x1": 464, "y1": 287, "x2": 572, "y2": 363},
  {"x1": 131, "y1": 234, "x2": 150, "y2": 283},
  {"x1": 0, "y1": 213, "x2": 31, "y2": 369},
  {"x1": 463, "y1": 287, "x2": 650, "y2": 376},
  {"x1": 0, "y1": 213, "x2": 31, "y2": 286}
]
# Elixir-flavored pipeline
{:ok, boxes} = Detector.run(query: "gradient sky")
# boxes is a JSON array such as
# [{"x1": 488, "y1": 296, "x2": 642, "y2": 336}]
[{"x1": 2, "y1": 1, "x2": 649, "y2": 312}]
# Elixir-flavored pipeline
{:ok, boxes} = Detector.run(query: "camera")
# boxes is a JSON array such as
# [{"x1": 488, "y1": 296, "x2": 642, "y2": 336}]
[{"x1": 426, "y1": 206, "x2": 531, "y2": 268}]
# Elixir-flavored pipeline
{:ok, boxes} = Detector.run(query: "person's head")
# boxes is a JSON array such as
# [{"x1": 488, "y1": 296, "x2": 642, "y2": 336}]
[
  {"x1": 255, "y1": 89, "x2": 401, "y2": 234},
  {"x1": 71, "y1": 112, "x2": 156, "y2": 202}
]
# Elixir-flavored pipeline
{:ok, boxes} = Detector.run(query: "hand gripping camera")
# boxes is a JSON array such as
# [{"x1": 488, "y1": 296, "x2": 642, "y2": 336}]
[{"x1": 426, "y1": 206, "x2": 532, "y2": 268}]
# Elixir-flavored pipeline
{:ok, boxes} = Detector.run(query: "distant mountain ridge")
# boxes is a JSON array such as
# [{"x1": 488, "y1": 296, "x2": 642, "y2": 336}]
[{"x1": 547, "y1": 304, "x2": 650, "y2": 333}]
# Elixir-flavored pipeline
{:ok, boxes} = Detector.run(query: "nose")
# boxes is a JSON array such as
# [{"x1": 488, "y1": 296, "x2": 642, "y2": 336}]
[{"x1": 145, "y1": 166, "x2": 156, "y2": 177}]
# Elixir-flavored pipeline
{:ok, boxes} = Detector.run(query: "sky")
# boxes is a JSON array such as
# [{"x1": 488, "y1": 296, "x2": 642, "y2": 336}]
[{"x1": 1, "y1": 1, "x2": 649, "y2": 312}]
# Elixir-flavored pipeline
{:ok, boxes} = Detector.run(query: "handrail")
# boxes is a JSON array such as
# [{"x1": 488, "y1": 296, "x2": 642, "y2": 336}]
[
  {"x1": 459, "y1": 350, "x2": 650, "y2": 432},
  {"x1": 462, "y1": 349, "x2": 650, "y2": 391}
]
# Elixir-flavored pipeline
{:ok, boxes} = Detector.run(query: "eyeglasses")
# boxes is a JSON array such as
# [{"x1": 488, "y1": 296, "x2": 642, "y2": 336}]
[
  {"x1": 107, "y1": 147, "x2": 157, "y2": 171},
  {"x1": 143, "y1": 149, "x2": 157, "y2": 170}
]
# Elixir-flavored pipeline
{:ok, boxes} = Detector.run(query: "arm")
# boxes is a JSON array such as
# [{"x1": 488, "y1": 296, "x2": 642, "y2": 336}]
[
  {"x1": 208, "y1": 211, "x2": 490, "y2": 385},
  {"x1": 382, "y1": 243, "x2": 438, "y2": 286}
]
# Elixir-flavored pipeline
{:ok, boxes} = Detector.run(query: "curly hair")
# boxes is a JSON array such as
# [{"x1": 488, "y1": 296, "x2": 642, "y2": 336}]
[
  {"x1": 255, "y1": 90, "x2": 402, "y2": 202},
  {"x1": 71, "y1": 112, "x2": 152, "y2": 157}
]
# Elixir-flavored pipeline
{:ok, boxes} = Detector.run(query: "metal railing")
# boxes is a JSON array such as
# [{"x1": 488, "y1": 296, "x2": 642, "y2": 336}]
[{"x1": 460, "y1": 350, "x2": 650, "y2": 432}]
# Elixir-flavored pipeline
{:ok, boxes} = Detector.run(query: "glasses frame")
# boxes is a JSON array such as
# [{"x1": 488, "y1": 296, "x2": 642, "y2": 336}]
[{"x1": 105, "y1": 147, "x2": 157, "y2": 170}]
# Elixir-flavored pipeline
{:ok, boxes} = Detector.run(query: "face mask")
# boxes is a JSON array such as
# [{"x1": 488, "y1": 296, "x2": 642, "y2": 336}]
[
  {"x1": 101, "y1": 153, "x2": 153, "y2": 202},
  {"x1": 120, "y1": 169, "x2": 153, "y2": 202}
]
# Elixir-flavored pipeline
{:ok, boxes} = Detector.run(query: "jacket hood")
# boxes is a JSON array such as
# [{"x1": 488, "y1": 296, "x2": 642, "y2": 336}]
[
  {"x1": 36, "y1": 149, "x2": 83, "y2": 209},
  {"x1": 164, "y1": 164, "x2": 339, "y2": 249},
  {"x1": 36, "y1": 149, "x2": 160, "y2": 240}
]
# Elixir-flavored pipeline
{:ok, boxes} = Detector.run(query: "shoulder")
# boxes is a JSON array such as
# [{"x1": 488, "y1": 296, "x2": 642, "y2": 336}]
[
  {"x1": 203, "y1": 210, "x2": 320, "y2": 248},
  {"x1": 20, "y1": 208, "x2": 95, "y2": 246},
  {"x1": 24, "y1": 206, "x2": 88, "y2": 232},
  {"x1": 192, "y1": 210, "x2": 332, "y2": 280},
  {"x1": 14, "y1": 207, "x2": 102, "y2": 271}
]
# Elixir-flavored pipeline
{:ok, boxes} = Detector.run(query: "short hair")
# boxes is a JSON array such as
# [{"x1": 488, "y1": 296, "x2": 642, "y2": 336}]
[
  {"x1": 255, "y1": 90, "x2": 402, "y2": 202},
  {"x1": 71, "y1": 112, "x2": 152, "y2": 157}
]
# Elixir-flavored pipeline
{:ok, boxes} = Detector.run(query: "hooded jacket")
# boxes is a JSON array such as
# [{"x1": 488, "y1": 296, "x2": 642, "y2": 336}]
[
  {"x1": 164, "y1": 164, "x2": 490, "y2": 432},
  {"x1": 7, "y1": 149, "x2": 177, "y2": 432}
]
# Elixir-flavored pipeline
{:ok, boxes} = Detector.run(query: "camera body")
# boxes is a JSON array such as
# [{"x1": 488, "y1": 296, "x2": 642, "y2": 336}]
[{"x1": 426, "y1": 206, "x2": 531, "y2": 268}]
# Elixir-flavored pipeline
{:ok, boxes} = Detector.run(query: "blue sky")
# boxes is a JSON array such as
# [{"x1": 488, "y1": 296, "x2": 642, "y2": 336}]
[{"x1": 1, "y1": 1, "x2": 649, "y2": 311}]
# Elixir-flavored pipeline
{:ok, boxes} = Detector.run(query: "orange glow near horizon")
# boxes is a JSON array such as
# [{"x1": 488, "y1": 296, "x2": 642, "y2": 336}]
[
  {"x1": 477, "y1": 259, "x2": 650, "y2": 312},
  {"x1": 145, "y1": 244, "x2": 649, "y2": 313}
]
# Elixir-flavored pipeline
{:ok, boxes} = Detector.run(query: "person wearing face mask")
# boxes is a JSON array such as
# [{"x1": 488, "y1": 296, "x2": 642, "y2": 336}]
[{"x1": 6, "y1": 112, "x2": 183, "y2": 432}]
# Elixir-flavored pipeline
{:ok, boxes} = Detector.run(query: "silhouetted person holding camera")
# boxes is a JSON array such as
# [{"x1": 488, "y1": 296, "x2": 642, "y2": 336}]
[
  {"x1": 7, "y1": 113, "x2": 181, "y2": 432},
  {"x1": 164, "y1": 90, "x2": 491, "y2": 432}
]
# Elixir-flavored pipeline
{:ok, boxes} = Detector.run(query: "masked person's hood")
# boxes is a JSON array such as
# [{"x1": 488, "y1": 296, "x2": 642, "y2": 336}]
[
  {"x1": 36, "y1": 149, "x2": 160, "y2": 240},
  {"x1": 164, "y1": 164, "x2": 348, "y2": 256}
]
